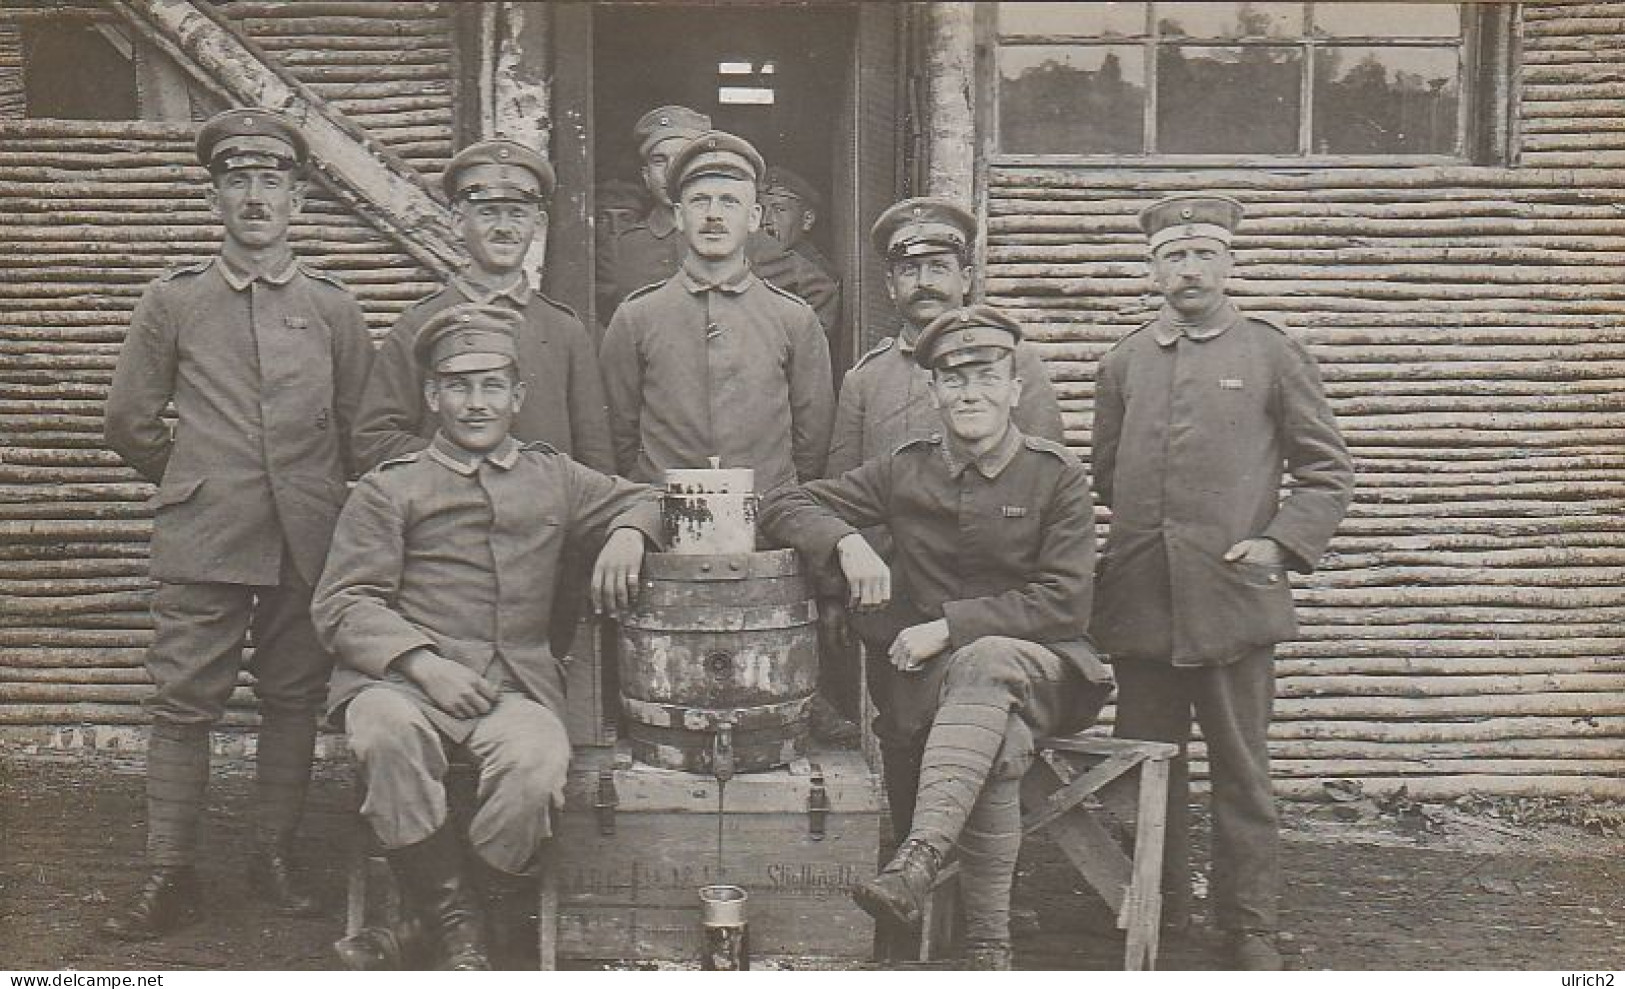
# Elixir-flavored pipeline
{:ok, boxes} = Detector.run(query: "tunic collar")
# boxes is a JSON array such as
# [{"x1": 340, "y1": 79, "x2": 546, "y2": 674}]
[
  {"x1": 940, "y1": 424, "x2": 1023, "y2": 480},
  {"x1": 453, "y1": 270, "x2": 531, "y2": 307},
  {"x1": 896, "y1": 321, "x2": 923, "y2": 355},
  {"x1": 1151, "y1": 298, "x2": 1243, "y2": 347},
  {"x1": 679, "y1": 257, "x2": 755, "y2": 295},
  {"x1": 427, "y1": 432, "x2": 521, "y2": 476},
  {"x1": 217, "y1": 247, "x2": 298, "y2": 290}
]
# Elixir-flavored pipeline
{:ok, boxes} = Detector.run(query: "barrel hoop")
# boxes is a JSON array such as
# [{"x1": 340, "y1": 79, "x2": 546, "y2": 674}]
[
  {"x1": 620, "y1": 694, "x2": 814, "y2": 732},
  {"x1": 643, "y1": 547, "x2": 801, "y2": 581},
  {"x1": 620, "y1": 599, "x2": 818, "y2": 633}
]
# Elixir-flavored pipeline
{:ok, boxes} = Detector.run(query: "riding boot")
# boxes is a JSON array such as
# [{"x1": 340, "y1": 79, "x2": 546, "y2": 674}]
[
  {"x1": 103, "y1": 723, "x2": 209, "y2": 940},
  {"x1": 250, "y1": 711, "x2": 321, "y2": 915},
  {"x1": 386, "y1": 827, "x2": 490, "y2": 971}
]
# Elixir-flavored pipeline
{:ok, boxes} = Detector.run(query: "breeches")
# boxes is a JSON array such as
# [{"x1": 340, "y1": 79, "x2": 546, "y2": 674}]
[
  {"x1": 1110, "y1": 646, "x2": 1279, "y2": 932},
  {"x1": 146, "y1": 573, "x2": 331, "y2": 725},
  {"x1": 345, "y1": 687, "x2": 571, "y2": 876}
]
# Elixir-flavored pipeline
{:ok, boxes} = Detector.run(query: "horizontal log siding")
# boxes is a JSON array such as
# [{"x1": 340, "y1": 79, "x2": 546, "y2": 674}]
[
  {"x1": 983, "y1": 2, "x2": 1625, "y2": 798},
  {"x1": 0, "y1": 2, "x2": 455, "y2": 731}
]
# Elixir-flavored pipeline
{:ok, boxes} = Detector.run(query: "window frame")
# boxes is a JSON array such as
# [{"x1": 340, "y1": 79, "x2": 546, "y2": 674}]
[{"x1": 985, "y1": 1, "x2": 1514, "y2": 167}]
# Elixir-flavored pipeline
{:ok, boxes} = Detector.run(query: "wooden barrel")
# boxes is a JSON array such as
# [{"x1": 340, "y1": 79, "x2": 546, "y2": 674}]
[{"x1": 617, "y1": 548, "x2": 817, "y2": 773}]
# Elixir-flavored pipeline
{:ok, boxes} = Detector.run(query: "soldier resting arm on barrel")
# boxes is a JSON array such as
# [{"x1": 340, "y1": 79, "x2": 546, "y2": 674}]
[
  {"x1": 311, "y1": 304, "x2": 663, "y2": 970},
  {"x1": 759, "y1": 305, "x2": 1114, "y2": 971}
]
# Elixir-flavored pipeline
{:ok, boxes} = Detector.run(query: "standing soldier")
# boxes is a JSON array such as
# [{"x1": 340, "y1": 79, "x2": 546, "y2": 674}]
[
  {"x1": 315, "y1": 305, "x2": 661, "y2": 970},
  {"x1": 600, "y1": 131, "x2": 834, "y2": 493},
  {"x1": 1090, "y1": 195, "x2": 1354, "y2": 970},
  {"x1": 761, "y1": 306, "x2": 1112, "y2": 970},
  {"x1": 352, "y1": 139, "x2": 613, "y2": 477},
  {"x1": 759, "y1": 164, "x2": 837, "y2": 282},
  {"x1": 825, "y1": 197, "x2": 1067, "y2": 846},
  {"x1": 101, "y1": 108, "x2": 374, "y2": 939},
  {"x1": 595, "y1": 105, "x2": 712, "y2": 321}
]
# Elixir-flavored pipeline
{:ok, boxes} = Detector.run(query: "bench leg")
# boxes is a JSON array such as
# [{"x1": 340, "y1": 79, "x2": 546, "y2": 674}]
[
  {"x1": 1123, "y1": 757, "x2": 1171, "y2": 971},
  {"x1": 536, "y1": 845, "x2": 559, "y2": 971}
]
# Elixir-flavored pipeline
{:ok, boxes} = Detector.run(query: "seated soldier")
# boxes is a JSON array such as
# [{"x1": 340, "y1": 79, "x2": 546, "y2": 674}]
[
  {"x1": 312, "y1": 304, "x2": 662, "y2": 970},
  {"x1": 760, "y1": 305, "x2": 1113, "y2": 971}
]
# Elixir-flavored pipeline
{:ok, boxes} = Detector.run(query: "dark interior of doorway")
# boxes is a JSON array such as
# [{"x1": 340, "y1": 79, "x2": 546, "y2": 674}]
[{"x1": 592, "y1": 3, "x2": 853, "y2": 285}]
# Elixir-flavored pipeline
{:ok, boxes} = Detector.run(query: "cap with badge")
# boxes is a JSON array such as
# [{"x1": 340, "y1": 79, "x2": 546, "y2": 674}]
[
  {"x1": 664, "y1": 130, "x2": 766, "y2": 201},
  {"x1": 762, "y1": 165, "x2": 823, "y2": 214},
  {"x1": 913, "y1": 304, "x2": 1024, "y2": 371},
  {"x1": 195, "y1": 108, "x2": 308, "y2": 174},
  {"x1": 443, "y1": 139, "x2": 554, "y2": 204},
  {"x1": 633, "y1": 105, "x2": 712, "y2": 158},
  {"x1": 870, "y1": 197, "x2": 975, "y2": 262},
  {"x1": 1139, "y1": 194, "x2": 1244, "y2": 254},
  {"x1": 413, "y1": 303, "x2": 521, "y2": 374}
]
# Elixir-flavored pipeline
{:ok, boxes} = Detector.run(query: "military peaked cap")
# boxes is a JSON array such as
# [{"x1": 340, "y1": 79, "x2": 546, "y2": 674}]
[
  {"x1": 762, "y1": 165, "x2": 823, "y2": 213},
  {"x1": 633, "y1": 105, "x2": 712, "y2": 158},
  {"x1": 1139, "y1": 194, "x2": 1244, "y2": 253},
  {"x1": 443, "y1": 139, "x2": 554, "y2": 203},
  {"x1": 914, "y1": 304, "x2": 1024, "y2": 370},
  {"x1": 664, "y1": 130, "x2": 765, "y2": 201},
  {"x1": 196, "y1": 108, "x2": 307, "y2": 173},
  {"x1": 871, "y1": 197, "x2": 976, "y2": 261},
  {"x1": 414, "y1": 303, "x2": 521, "y2": 373}
]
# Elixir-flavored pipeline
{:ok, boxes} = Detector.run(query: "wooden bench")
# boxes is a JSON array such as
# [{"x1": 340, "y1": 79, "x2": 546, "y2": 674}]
[{"x1": 917, "y1": 733, "x2": 1179, "y2": 971}]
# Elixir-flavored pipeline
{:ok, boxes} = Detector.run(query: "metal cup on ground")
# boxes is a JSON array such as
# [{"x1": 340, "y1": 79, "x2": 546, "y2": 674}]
[{"x1": 698, "y1": 884, "x2": 749, "y2": 970}]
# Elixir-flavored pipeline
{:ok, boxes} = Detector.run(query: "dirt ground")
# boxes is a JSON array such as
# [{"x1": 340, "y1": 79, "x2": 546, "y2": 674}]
[{"x1": 2, "y1": 746, "x2": 1622, "y2": 972}]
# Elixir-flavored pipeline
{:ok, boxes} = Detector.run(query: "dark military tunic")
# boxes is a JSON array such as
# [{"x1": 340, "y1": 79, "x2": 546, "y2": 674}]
[
  {"x1": 351, "y1": 274, "x2": 613, "y2": 476},
  {"x1": 599, "y1": 260, "x2": 835, "y2": 492},
  {"x1": 760, "y1": 426, "x2": 1109, "y2": 726},
  {"x1": 827, "y1": 327, "x2": 1068, "y2": 478},
  {"x1": 105, "y1": 251, "x2": 374, "y2": 588},
  {"x1": 595, "y1": 208, "x2": 683, "y2": 321},
  {"x1": 315, "y1": 434, "x2": 663, "y2": 740},
  {"x1": 1090, "y1": 302, "x2": 1353, "y2": 666}
]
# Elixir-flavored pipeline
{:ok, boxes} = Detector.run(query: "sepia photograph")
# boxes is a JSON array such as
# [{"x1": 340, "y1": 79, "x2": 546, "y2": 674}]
[{"x1": 0, "y1": 0, "x2": 1621, "y2": 975}]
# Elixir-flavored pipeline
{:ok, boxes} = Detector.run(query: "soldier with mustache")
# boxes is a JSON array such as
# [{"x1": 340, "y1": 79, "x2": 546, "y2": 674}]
[
  {"x1": 102, "y1": 108, "x2": 374, "y2": 939},
  {"x1": 600, "y1": 131, "x2": 834, "y2": 493},
  {"x1": 352, "y1": 140, "x2": 614, "y2": 478}
]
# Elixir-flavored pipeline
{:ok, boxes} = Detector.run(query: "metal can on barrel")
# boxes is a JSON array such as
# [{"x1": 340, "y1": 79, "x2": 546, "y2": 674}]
[
  {"x1": 617, "y1": 547, "x2": 817, "y2": 773},
  {"x1": 662, "y1": 466, "x2": 757, "y2": 555}
]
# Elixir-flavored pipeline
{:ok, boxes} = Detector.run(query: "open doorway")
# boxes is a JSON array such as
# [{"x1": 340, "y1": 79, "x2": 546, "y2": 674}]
[{"x1": 568, "y1": 2, "x2": 899, "y2": 373}]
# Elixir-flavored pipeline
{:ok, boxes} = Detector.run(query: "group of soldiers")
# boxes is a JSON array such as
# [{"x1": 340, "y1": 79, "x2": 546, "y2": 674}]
[{"x1": 97, "y1": 102, "x2": 1353, "y2": 972}]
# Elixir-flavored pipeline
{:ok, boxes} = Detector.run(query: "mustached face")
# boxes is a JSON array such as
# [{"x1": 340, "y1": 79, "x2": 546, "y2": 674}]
[
  {"x1": 425, "y1": 366, "x2": 525, "y2": 455},
  {"x1": 1150, "y1": 238, "x2": 1233, "y2": 317},
  {"x1": 886, "y1": 250, "x2": 970, "y2": 327},
  {"x1": 209, "y1": 167, "x2": 303, "y2": 250},
  {"x1": 674, "y1": 174, "x2": 761, "y2": 261},
  {"x1": 761, "y1": 190, "x2": 813, "y2": 250},
  {"x1": 456, "y1": 200, "x2": 541, "y2": 278}
]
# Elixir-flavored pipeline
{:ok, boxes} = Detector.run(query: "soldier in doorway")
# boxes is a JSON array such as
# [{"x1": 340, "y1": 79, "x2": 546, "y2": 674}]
[
  {"x1": 101, "y1": 108, "x2": 374, "y2": 939},
  {"x1": 599, "y1": 130, "x2": 834, "y2": 493},
  {"x1": 595, "y1": 104, "x2": 712, "y2": 321},
  {"x1": 761, "y1": 305, "x2": 1112, "y2": 970},
  {"x1": 352, "y1": 139, "x2": 613, "y2": 478},
  {"x1": 759, "y1": 164, "x2": 837, "y2": 281},
  {"x1": 1090, "y1": 195, "x2": 1353, "y2": 970},
  {"x1": 315, "y1": 305, "x2": 662, "y2": 970},
  {"x1": 596, "y1": 104, "x2": 839, "y2": 334},
  {"x1": 824, "y1": 197, "x2": 1068, "y2": 848}
]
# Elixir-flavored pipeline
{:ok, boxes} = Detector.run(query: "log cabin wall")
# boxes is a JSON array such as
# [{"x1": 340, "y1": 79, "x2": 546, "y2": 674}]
[
  {"x1": 983, "y1": 2, "x2": 1625, "y2": 797},
  {"x1": 0, "y1": 1, "x2": 456, "y2": 730}
]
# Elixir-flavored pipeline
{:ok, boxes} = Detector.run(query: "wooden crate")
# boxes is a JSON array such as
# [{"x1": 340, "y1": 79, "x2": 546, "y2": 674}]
[{"x1": 555, "y1": 745, "x2": 882, "y2": 962}]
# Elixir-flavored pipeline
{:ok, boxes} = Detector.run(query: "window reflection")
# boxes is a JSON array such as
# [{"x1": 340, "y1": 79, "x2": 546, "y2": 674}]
[
  {"x1": 1312, "y1": 3, "x2": 1461, "y2": 38},
  {"x1": 1000, "y1": 45, "x2": 1145, "y2": 154},
  {"x1": 1313, "y1": 46, "x2": 1460, "y2": 154},
  {"x1": 998, "y1": 2, "x2": 1146, "y2": 38},
  {"x1": 1157, "y1": 46, "x2": 1301, "y2": 154},
  {"x1": 1155, "y1": 2, "x2": 1303, "y2": 39}
]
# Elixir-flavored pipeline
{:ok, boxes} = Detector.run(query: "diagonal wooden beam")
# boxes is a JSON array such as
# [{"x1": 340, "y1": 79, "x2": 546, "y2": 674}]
[{"x1": 108, "y1": 0, "x2": 464, "y2": 276}]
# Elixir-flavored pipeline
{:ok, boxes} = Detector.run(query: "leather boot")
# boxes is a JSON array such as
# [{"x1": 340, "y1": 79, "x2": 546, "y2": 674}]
[
  {"x1": 851, "y1": 838, "x2": 942, "y2": 929},
  {"x1": 249, "y1": 845, "x2": 321, "y2": 916},
  {"x1": 102, "y1": 866, "x2": 202, "y2": 941},
  {"x1": 964, "y1": 939, "x2": 1013, "y2": 971},
  {"x1": 482, "y1": 867, "x2": 540, "y2": 970},
  {"x1": 387, "y1": 828, "x2": 490, "y2": 971}
]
